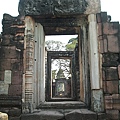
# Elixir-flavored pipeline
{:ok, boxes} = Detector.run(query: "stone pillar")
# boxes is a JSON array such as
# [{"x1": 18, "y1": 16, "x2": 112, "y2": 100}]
[
  {"x1": 88, "y1": 14, "x2": 104, "y2": 112},
  {"x1": 34, "y1": 23, "x2": 45, "y2": 104},
  {"x1": 23, "y1": 16, "x2": 35, "y2": 113}
]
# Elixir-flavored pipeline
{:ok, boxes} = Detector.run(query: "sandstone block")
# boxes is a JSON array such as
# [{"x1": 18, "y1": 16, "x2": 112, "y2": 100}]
[
  {"x1": 91, "y1": 90, "x2": 104, "y2": 112},
  {"x1": 0, "y1": 71, "x2": 4, "y2": 81},
  {"x1": 11, "y1": 71, "x2": 22, "y2": 85},
  {"x1": 107, "y1": 35, "x2": 119, "y2": 53},
  {"x1": 0, "y1": 83, "x2": 9, "y2": 95},
  {"x1": 103, "y1": 81, "x2": 106, "y2": 93},
  {"x1": 103, "y1": 38, "x2": 108, "y2": 53},
  {"x1": 103, "y1": 22, "x2": 119, "y2": 35},
  {"x1": 1, "y1": 35, "x2": 14, "y2": 45},
  {"x1": 106, "y1": 81, "x2": 118, "y2": 94},
  {"x1": 65, "y1": 109, "x2": 97, "y2": 120},
  {"x1": 8, "y1": 85, "x2": 22, "y2": 96},
  {"x1": 4, "y1": 70, "x2": 12, "y2": 84},
  {"x1": 101, "y1": 12, "x2": 108, "y2": 22},
  {"x1": 112, "y1": 94, "x2": 120, "y2": 110},
  {"x1": 112, "y1": 94, "x2": 120, "y2": 99},
  {"x1": 104, "y1": 67, "x2": 118, "y2": 80},
  {"x1": 102, "y1": 53, "x2": 119, "y2": 67},
  {"x1": 113, "y1": 103, "x2": 120, "y2": 110},
  {"x1": 8, "y1": 108, "x2": 21, "y2": 117},
  {"x1": 0, "y1": 59, "x2": 12, "y2": 71},
  {"x1": 81, "y1": 109, "x2": 97, "y2": 120},
  {"x1": 118, "y1": 65, "x2": 120, "y2": 79},
  {"x1": 21, "y1": 110, "x2": 64, "y2": 120},
  {"x1": 96, "y1": 12, "x2": 107, "y2": 23},
  {"x1": 97, "y1": 113, "x2": 107, "y2": 120},
  {"x1": 96, "y1": 13, "x2": 101, "y2": 23},
  {"x1": 104, "y1": 96, "x2": 113, "y2": 110},
  {"x1": 97, "y1": 23, "x2": 102, "y2": 36},
  {"x1": 99, "y1": 40, "x2": 104, "y2": 53},
  {"x1": 65, "y1": 110, "x2": 82, "y2": 120},
  {"x1": 0, "y1": 46, "x2": 20, "y2": 59},
  {"x1": 106, "y1": 110, "x2": 119, "y2": 120}
]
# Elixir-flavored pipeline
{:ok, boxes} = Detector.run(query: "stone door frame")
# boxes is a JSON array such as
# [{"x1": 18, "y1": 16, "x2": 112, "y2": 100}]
[{"x1": 23, "y1": 14, "x2": 103, "y2": 113}]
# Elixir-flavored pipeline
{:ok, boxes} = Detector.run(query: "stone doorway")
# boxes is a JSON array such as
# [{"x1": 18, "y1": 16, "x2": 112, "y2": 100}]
[
  {"x1": 46, "y1": 51, "x2": 78, "y2": 101},
  {"x1": 25, "y1": 15, "x2": 92, "y2": 111}
]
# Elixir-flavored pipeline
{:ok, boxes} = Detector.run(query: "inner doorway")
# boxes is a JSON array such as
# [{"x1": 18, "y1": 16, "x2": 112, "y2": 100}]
[
  {"x1": 45, "y1": 35, "x2": 78, "y2": 101},
  {"x1": 46, "y1": 51, "x2": 77, "y2": 101}
]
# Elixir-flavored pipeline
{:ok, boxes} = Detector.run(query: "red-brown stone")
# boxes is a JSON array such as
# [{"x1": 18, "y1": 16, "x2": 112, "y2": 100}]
[
  {"x1": 11, "y1": 71, "x2": 22, "y2": 85},
  {"x1": 106, "y1": 81, "x2": 118, "y2": 94},
  {"x1": 0, "y1": 71, "x2": 4, "y2": 81},
  {"x1": 1, "y1": 46, "x2": 20, "y2": 59},
  {"x1": 103, "y1": 22, "x2": 119, "y2": 35},
  {"x1": 0, "y1": 59, "x2": 12, "y2": 70},
  {"x1": 97, "y1": 23, "x2": 102, "y2": 36},
  {"x1": 106, "y1": 110, "x2": 119, "y2": 120},
  {"x1": 104, "y1": 67, "x2": 118, "y2": 80},
  {"x1": 8, "y1": 85, "x2": 22, "y2": 96},
  {"x1": 103, "y1": 38, "x2": 108, "y2": 53},
  {"x1": 99, "y1": 40, "x2": 104, "y2": 53},
  {"x1": 104, "y1": 96, "x2": 113, "y2": 110},
  {"x1": 118, "y1": 65, "x2": 120, "y2": 79},
  {"x1": 96, "y1": 13, "x2": 102, "y2": 23},
  {"x1": 107, "y1": 35, "x2": 119, "y2": 53}
]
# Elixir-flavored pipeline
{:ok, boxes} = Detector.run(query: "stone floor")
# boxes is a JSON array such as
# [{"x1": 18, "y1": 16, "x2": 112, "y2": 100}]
[
  {"x1": 21, "y1": 109, "x2": 107, "y2": 120},
  {"x1": 21, "y1": 101, "x2": 107, "y2": 120}
]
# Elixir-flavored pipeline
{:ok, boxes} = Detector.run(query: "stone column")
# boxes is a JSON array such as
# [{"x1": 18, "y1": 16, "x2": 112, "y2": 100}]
[
  {"x1": 23, "y1": 16, "x2": 35, "y2": 113},
  {"x1": 34, "y1": 23, "x2": 45, "y2": 104},
  {"x1": 88, "y1": 14, "x2": 104, "y2": 112}
]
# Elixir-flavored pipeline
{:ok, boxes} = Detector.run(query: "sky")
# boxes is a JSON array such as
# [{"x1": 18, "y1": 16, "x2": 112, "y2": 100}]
[{"x1": 0, "y1": 0, "x2": 120, "y2": 43}]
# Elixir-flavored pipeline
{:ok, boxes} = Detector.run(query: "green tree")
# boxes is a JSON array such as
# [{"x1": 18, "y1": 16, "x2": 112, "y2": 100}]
[
  {"x1": 66, "y1": 37, "x2": 78, "y2": 51},
  {"x1": 52, "y1": 70, "x2": 57, "y2": 80},
  {"x1": 45, "y1": 40, "x2": 65, "y2": 51}
]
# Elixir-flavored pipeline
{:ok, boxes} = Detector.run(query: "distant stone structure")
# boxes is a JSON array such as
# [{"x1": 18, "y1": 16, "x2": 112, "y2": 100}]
[{"x1": 0, "y1": 0, "x2": 120, "y2": 120}]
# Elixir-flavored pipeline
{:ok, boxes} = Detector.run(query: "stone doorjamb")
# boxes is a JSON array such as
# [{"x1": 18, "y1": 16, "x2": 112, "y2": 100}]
[
  {"x1": 22, "y1": 16, "x2": 35, "y2": 113},
  {"x1": 88, "y1": 14, "x2": 104, "y2": 112},
  {"x1": 23, "y1": 16, "x2": 45, "y2": 113},
  {"x1": 34, "y1": 23, "x2": 45, "y2": 104}
]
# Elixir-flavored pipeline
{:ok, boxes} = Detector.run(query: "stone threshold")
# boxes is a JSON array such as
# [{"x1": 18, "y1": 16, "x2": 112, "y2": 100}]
[
  {"x1": 36, "y1": 101, "x2": 87, "y2": 109},
  {"x1": 21, "y1": 109, "x2": 106, "y2": 120}
]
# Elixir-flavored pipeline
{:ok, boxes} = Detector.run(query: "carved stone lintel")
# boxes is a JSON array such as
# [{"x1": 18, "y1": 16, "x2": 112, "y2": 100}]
[{"x1": 18, "y1": 0, "x2": 87, "y2": 16}]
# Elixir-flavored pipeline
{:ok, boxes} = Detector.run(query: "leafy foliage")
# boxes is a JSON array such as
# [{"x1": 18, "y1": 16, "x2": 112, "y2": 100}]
[
  {"x1": 45, "y1": 40, "x2": 65, "y2": 51},
  {"x1": 45, "y1": 37, "x2": 78, "y2": 80},
  {"x1": 66, "y1": 37, "x2": 78, "y2": 51}
]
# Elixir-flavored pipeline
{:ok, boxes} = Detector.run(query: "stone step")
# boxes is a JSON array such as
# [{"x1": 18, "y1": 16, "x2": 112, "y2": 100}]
[
  {"x1": 21, "y1": 109, "x2": 106, "y2": 120},
  {"x1": 37, "y1": 101, "x2": 87, "y2": 109}
]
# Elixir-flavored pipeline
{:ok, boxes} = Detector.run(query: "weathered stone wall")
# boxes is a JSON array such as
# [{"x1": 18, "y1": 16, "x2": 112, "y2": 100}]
[
  {"x1": 97, "y1": 12, "x2": 120, "y2": 120},
  {"x1": 0, "y1": 14, "x2": 25, "y2": 119}
]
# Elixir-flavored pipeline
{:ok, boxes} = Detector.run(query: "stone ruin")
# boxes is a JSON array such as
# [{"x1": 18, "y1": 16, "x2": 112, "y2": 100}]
[{"x1": 0, "y1": 0, "x2": 120, "y2": 120}]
